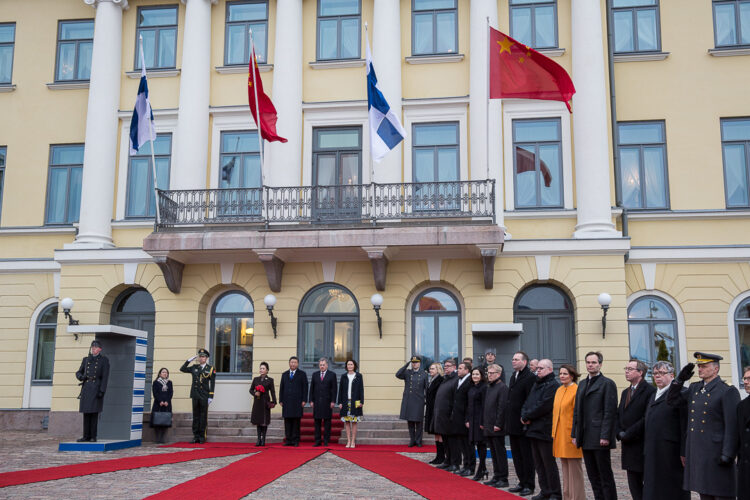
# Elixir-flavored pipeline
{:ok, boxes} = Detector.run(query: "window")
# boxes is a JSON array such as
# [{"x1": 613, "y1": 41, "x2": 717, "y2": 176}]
[
  {"x1": 510, "y1": 0, "x2": 558, "y2": 49},
  {"x1": 413, "y1": 122, "x2": 459, "y2": 211},
  {"x1": 628, "y1": 296, "x2": 679, "y2": 373},
  {"x1": 736, "y1": 297, "x2": 750, "y2": 381},
  {"x1": 513, "y1": 118, "x2": 563, "y2": 208},
  {"x1": 514, "y1": 285, "x2": 575, "y2": 366},
  {"x1": 412, "y1": 0, "x2": 457, "y2": 55},
  {"x1": 0, "y1": 146, "x2": 5, "y2": 223},
  {"x1": 721, "y1": 118, "x2": 750, "y2": 208},
  {"x1": 618, "y1": 121, "x2": 669, "y2": 209},
  {"x1": 218, "y1": 131, "x2": 262, "y2": 217},
  {"x1": 55, "y1": 20, "x2": 94, "y2": 81},
  {"x1": 33, "y1": 305, "x2": 57, "y2": 383},
  {"x1": 46, "y1": 145, "x2": 83, "y2": 225},
  {"x1": 126, "y1": 134, "x2": 171, "y2": 218},
  {"x1": 135, "y1": 6, "x2": 178, "y2": 69},
  {"x1": 412, "y1": 288, "x2": 460, "y2": 369},
  {"x1": 225, "y1": 1, "x2": 268, "y2": 65},
  {"x1": 317, "y1": 0, "x2": 360, "y2": 61},
  {"x1": 312, "y1": 127, "x2": 362, "y2": 222},
  {"x1": 611, "y1": 0, "x2": 661, "y2": 53},
  {"x1": 713, "y1": 0, "x2": 750, "y2": 47},
  {"x1": 211, "y1": 291, "x2": 254, "y2": 375},
  {"x1": 0, "y1": 23, "x2": 15, "y2": 84}
]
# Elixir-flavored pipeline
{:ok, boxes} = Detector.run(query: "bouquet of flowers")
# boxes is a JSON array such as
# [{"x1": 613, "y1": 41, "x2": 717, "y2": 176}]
[{"x1": 254, "y1": 384, "x2": 266, "y2": 398}]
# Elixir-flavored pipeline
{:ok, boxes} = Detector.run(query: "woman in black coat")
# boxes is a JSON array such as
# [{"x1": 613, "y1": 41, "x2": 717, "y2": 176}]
[
  {"x1": 466, "y1": 367, "x2": 488, "y2": 481},
  {"x1": 250, "y1": 361, "x2": 277, "y2": 447},
  {"x1": 738, "y1": 366, "x2": 750, "y2": 500},
  {"x1": 338, "y1": 359, "x2": 364, "y2": 448},
  {"x1": 425, "y1": 362, "x2": 445, "y2": 464},
  {"x1": 150, "y1": 367, "x2": 173, "y2": 444}
]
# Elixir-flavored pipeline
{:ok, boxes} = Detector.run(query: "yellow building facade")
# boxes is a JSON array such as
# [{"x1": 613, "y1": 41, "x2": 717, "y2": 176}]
[{"x1": 1, "y1": 0, "x2": 749, "y2": 437}]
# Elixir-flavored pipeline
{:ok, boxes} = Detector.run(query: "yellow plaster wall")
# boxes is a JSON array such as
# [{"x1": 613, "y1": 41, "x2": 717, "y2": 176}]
[
  {"x1": 504, "y1": 218, "x2": 578, "y2": 240},
  {"x1": 627, "y1": 218, "x2": 750, "y2": 247},
  {"x1": 0, "y1": 233, "x2": 73, "y2": 259}
]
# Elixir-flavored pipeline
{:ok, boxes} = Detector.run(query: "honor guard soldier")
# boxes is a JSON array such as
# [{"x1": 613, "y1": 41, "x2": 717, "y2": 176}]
[
  {"x1": 396, "y1": 355, "x2": 428, "y2": 447},
  {"x1": 75, "y1": 339, "x2": 110, "y2": 442},
  {"x1": 180, "y1": 348, "x2": 216, "y2": 443},
  {"x1": 668, "y1": 352, "x2": 740, "y2": 500}
]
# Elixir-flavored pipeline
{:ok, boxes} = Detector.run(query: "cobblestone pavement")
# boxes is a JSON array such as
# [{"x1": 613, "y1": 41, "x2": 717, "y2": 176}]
[{"x1": 0, "y1": 432, "x2": 699, "y2": 499}]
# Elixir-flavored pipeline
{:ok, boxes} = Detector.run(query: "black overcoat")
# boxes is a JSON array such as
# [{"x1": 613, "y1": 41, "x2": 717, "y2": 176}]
[
  {"x1": 483, "y1": 379, "x2": 508, "y2": 438},
  {"x1": 76, "y1": 354, "x2": 110, "y2": 414},
  {"x1": 424, "y1": 374, "x2": 443, "y2": 434},
  {"x1": 250, "y1": 375, "x2": 277, "y2": 426},
  {"x1": 337, "y1": 372, "x2": 364, "y2": 417},
  {"x1": 433, "y1": 372, "x2": 457, "y2": 435},
  {"x1": 465, "y1": 382, "x2": 486, "y2": 442},
  {"x1": 396, "y1": 362, "x2": 427, "y2": 422},
  {"x1": 150, "y1": 379, "x2": 173, "y2": 427},
  {"x1": 667, "y1": 376, "x2": 740, "y2": 497},
  {"x1": 309, "y1": 370, "x2": 337, "y2": 419},
  {"x1": 738, "y1": 395, "x2": 750, "y2": 500},
  {"x1": 506, "y1": 366, "x2": 535, "y2": 435},
  {"x1": 448, "y1": 376, "x2": 471, "y2": 435},
  {"x1": 279, "y1": 369, "x2": 308, "y2": 418},
  {"x1": 643, "y1": 388, "x2": 690, "y2": 500},
  {"x1": 616, "y1": 381, "x2": 656, "y2": 472},
  {"x1": 571, "y1": 373, "x2": 618, "y2": 449},
  {"x1": 521, "y1": 372, "x2": 560, "y2": 441}
]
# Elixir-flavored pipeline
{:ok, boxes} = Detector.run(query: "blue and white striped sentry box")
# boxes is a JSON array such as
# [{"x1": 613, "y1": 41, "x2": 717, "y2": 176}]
[{"x1": 131, "y1": 337, "x2": 148, "y2": 440}]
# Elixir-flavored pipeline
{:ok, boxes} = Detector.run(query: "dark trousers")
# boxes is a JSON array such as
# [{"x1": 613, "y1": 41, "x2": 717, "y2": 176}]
[
  {"x1": 447, "y1": 435, "x2": 462, "y2": 467},
  {"x1": 407, "y1": 420, "x2": 423, "y2": 446},
  {"x1": 154, "y1": 427, "x2": 167, "y2": 444},
  {"x1": 314, "y1": 418, "x2": 331, "y2": 445},
  {"x1": 583, "y1": 448, "x2": 617, "y2": 500},
  {"x1": 626, "y1": 470, "x2": 644, "y2": 500},
  {"x1": 82, "y1": 412, "x2": 99, "y2": 440},
  {"x1": 474, "y1": 440, "x2": 487, "y2": 471},
  {"x1": 510, "y1": 433, "x2": 536, "y2": 489},
  {"x1": 191, "y1": 398, "x2": 208, "y2": 441},
  {"x1": 530, "y1": 437, "x2": 562, "y2": 498},
  {"x1": 284, "y1": 417, "x2": 301, "y2": 445},
  {"x1": 487, "y1": 435, "x2": 509, "y2": 480},
  {"x1": 461, "y1": 435, "x2": 474, "y2": 469}
]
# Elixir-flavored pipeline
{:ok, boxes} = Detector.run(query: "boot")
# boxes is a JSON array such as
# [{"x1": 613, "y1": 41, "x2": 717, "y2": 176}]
[
  {"x1": 472, "y1": 462, "x2": 487, "y2": 481},
  {"x1": 429, "y1": 442, "x2": 445, "y2": 465},
  {"x1": 260, "y1": 426, "x2": 267, "y2": 446},
  {"x1": 256, "y1": 427, "x2": 262, "y2": 447}
]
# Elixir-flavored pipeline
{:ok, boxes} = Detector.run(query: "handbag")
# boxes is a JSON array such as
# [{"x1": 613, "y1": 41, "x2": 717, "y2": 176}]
[
  {"x1": 151, "y1": 411, "x2": 172, "y2": 427},
  {"x1": 266, "y1": 401, "x2": 276, "y2": 409}
]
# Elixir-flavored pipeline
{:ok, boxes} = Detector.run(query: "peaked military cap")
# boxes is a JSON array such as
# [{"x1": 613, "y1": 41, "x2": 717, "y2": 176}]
[
  {"x1": 693, "y1": 351, "x2": 722, "y2": 364},
  {"x1": 410, "y1": 355, "x2": 421, "y2": 363},
  {"x1": 198, "y1": 348, "x2": 210, "y2": 358},
  {"x1": 90, "y1": 339, "x2": 102, "y2": 348},
  {"x1": 485, "y1": 347, "x2": 497, "y2": 355}
]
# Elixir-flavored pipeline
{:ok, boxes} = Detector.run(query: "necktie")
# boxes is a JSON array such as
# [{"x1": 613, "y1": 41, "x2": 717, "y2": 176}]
[
  {"x1": 321, "y1": 372, "x2": 324, "y2": 381},
  {"x1": 290, "y1": 371, "x2": 294, "y2": 380},
  {"x1": 625, "y1": 386, "x2": 634, "y2": 406}
]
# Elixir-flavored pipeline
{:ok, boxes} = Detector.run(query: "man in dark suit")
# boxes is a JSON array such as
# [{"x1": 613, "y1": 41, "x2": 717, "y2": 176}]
[
  {"x1": 450, "y1": 361, "x2": 473, "y2": 476},
  {"x1": 433, "y1": 358, "x2": 458, "y2": 470},
  {"x1": 616, "y1": 359, "x2": 656, "y2": 500},
  {"x1": 507, "y1": 350, "x2": 536, "y2": 496},
  {"x1": 279, "y1": 355, "x2": 308, "y2": 446},
  {"x1": 483, "y1": 363, "x2": 510, "y2": 487},
  {"x1": 667, "y1": 352, "x2": 740, "y2": 500},
  {"x1": 396, "y1": 355, "x2": 428, "y2": 447},
  {"x1": 572, "y1": 351, "x2": 618, "y2": 500},
  {"x1": 75, "y1": 339, "x2": 110, "y2": 442},
  {"x1": 180, "y1": 348, "x2": 216, "y2": 444},
  {"x1": 309, "y1": 357, "x2": 337, "y2": 446}
]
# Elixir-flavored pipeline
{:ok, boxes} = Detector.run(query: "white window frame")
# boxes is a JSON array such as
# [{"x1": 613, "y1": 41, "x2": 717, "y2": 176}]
[
  {"x1": 23, "y1": 298, "x2": 58, "y2": 409},
  {"x1": 406, "y1": 281, "x2": 466, "y2": 362},
  {"x1": 209, "y1": 107, "x2": 260, "y2": 189},
  {"x1": 729, "y1": 289, "x2": 750, "y2": 391}
]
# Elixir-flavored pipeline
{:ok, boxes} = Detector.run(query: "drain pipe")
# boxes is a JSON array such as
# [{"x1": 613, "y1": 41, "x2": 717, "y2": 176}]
[{"x1": 605, "y1": 0, "x2": 629, "y2": 261}]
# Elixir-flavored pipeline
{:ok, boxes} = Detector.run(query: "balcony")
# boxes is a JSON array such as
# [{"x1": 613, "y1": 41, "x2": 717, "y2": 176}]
[{"x1": 144, "y1": 180, "x2": 504, "y2": 295}]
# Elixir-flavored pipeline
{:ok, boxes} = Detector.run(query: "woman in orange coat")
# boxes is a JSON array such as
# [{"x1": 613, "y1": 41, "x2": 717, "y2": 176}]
[{"x1": 552, "y1": 364, "x2": 584, "y2": 500}]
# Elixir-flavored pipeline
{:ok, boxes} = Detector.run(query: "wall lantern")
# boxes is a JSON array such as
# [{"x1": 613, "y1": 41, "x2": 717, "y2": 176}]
[
  {"x1": 264, "y1": 294, "x2": 278, "y2": 338},
  {"x1": 598, "y1": 293, "x2": 612, "y2": 339},
  {"x1": 371, "y1": 293, "x2": 383, "y2": 338}
]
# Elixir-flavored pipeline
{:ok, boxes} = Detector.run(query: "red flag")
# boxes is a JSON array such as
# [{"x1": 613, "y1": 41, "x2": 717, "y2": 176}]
[
  {"x1": 248, "y1": 48, "x2": 287, "y2": 143},
  {"x1": 489, "y1": 27, "x2": 575, "y2": 112}
]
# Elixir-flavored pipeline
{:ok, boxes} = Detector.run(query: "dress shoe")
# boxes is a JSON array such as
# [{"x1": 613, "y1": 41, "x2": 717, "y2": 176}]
[
  {"x1": 198, "y1": 438, "x2": 205, "y2": 444},
  {"x1": 509, "y1": 485, "x2": 524, "y2": 493},
  {"x1": 484, "y1": 478, "x2": 499, "y2": 486},
  {"x1": 192, "y1": 437, "x2": 200, "y2": 443},
  {"x1": 323, "y1": 442, "x2": 329, "y2": 446},
  {"x1": 435, "y1": 463, "x2": 451, "y2": 469},
  {"x1": 294, "y1": 442, "x2": 299, "y2": 447},
  {"x1": 416, "y1": 442, "x2": 423, "y2": 447},
  {"x1": 458, "y1": 468, "x2": 473, "y2": 476},
  {"x1": 429, "y1": 456, "x2": 443, "y2": 464},
  {"x1": 283, "y1": 442, "x2": 293, "y2": 446},
  {"x1": 91, "y1": 438, "x2": 97, "y2": 442},
  {"x1": 76, "y1": 437, "x2": 89, "y2": 442},
  {"x1": 495, "y1": 479, "x2": 509, "y2": 488},
  {"x1": 446, "y1": 465, "x2": 460, "y2": 472},
  {"x1": 408, "y1": 442, "x2": 415, "y2": 447},
  {"x1": 530, "y1": 493, "x2": 548, "y2": 500},
  {"x1": 518, "y1": 488, "x2": 534, "y2": 496},
  {"x1": 313, "y1": 442, "x2": 322, "y2": 447}
]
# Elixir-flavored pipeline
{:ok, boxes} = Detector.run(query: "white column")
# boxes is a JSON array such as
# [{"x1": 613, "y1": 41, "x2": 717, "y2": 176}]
[
  {"x1": 469, "y1": 1, "x2": 503, "y2": 228},
  {"x1": 265, "y1": 0, "x2": 302, "y2": 187},
  {"x1": 372, "y1": 0, "x2": 402, "y2": 184},
  {"x1": 571, "y1": 0, "x2": 619, "y2": 238},
  {"x1": 171, "y1": 0, "x2": 213, "y2": 190},
  {"x1": 73, "y1": 0, "x2": 127, "y2": 248}
]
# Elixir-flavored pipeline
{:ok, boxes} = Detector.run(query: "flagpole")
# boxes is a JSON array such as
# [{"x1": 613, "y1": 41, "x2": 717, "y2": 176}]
[
  {"x1": 365, "y1": 22, "x2": 374, "y2": 191},
  {"x1": 249, "y1": 29, "x2": 265, "y2": 187},
  {"x1": 485, "y1": 17, "x2": 490, "y2": 181},
  {"x1": 139, "y1": 34, "x2": 161, "y2": 224}
]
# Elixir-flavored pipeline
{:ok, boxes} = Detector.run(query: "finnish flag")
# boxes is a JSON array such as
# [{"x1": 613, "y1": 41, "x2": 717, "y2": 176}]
[
  {"x1": 129, "y1": 49, "x2": 156, "y2": 155},
  {"x1": 366, "y1": 40, "x2": 405, "y2": 163}
]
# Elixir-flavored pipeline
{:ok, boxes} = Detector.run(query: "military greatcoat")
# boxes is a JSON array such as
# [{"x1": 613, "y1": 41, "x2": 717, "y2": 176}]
[
  {"x1": 76, "y1": 353, "x2": 110, "y2": 414},
  {"x1": 667, "y1": 376, "x2": 740, "y2": 498},
  {"x1": 396, "y1": 362, "x2": 427, "y2": 422}
]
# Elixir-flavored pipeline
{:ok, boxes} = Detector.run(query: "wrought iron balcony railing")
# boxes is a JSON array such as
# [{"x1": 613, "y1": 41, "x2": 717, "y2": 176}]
[{"x1": 155, "y1": 179, "x2": 495, "y2": 230}]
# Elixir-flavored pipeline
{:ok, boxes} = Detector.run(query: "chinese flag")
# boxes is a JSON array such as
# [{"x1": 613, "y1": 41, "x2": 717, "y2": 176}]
[
  {"x1": 489, "y1": 27, "x2": 575, "y2": 112},
  {"x1": 248, "y1": 47, "x2": 287, "y2": 143}
]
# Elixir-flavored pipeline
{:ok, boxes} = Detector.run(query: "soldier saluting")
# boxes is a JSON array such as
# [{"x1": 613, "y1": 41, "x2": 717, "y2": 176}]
[
  {"x1": 75, "y1": 339, "x2": 110, "y2": 442},
  {"x1": 180, "y1": 348, "x2": 216, "y2": 443},
  {"x1": 396, "y1": 355, "x2": 428, "y2": 447}
]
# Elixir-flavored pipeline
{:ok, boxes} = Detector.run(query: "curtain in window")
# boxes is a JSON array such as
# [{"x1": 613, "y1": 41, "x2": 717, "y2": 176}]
[
  {"x1": 715, "y1": 4, "x2": 737, "y2": 45},
  {"x1": 643, "y1": 147, "x2": 666, "y2": 207},
  {"x1": 47, "y1": 169, "x2": 69, "y2": 224},
  {"x1": 724, "y1": 144, "x2": 749, "y2": 206},
  {"x1": 340, "y1": 18, "x2": 359, "y2": 58},
  {"x1": 636, "y1": 9, "x2": 658, "y2": 50}
]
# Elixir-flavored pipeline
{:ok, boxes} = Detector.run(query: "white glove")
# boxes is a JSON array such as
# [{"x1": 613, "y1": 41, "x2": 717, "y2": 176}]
[
  {"x1": 188, "y1": 355, "x2": 197, "y2": 362},
  {"x1": 208, "y1": 398, "x2": 213, "y2": 405}
]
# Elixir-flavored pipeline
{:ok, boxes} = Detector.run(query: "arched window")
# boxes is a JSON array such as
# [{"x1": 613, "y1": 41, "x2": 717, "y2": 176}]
[
  {"x1": 211, "y1": 291, "x2": 254, "y2": 375},
  {"x1": 736, "y1": 296, "x2": 750, "y2": 379},
  {"x1": 298, "y1": 284, "x2": 359, "y2": 373},
  {"x1": 628, "y1": 296, "x2": 678, "y2": 369},
  {"x1": 33, "y1": 305, "x2": 57, "y2": 383},
  {"x1": 412, "y1": 288, "x2": 461, "y2": 369},
  {"x1": 514, "y1": 285, "x2": 575, "y2": 366}
]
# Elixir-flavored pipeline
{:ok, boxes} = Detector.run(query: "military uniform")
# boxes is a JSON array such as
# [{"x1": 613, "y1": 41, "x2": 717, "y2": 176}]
[
  {"x1": 396, "y1": 357, "x2": 428, "y2": 446},
  {"x1": 180, "y1": 349, "x2": 216, "y2": 443},
  {"x1": 75, "y1": 340, "x2": 110, "y2": 442},
  {"x1": 667, "y1": 352, "x2": 740, "y2": 499}
]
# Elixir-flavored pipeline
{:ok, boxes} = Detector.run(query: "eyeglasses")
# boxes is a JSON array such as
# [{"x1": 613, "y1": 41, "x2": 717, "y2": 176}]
[
  {"x1": 487, "y1": 371, "x2": 498, "y2": 375},
  {"x1": 652, "y1": 371, "x2": 669, "y2": 376},
  {"x1": 743, "y1": 376, "x2": 750, "y2": 382},
  {"x1": 623, "y1": 367, "x2": 637, "y2": 372}
]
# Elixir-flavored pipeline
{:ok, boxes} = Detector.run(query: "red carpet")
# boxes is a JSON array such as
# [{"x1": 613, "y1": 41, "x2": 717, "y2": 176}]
[
  {"x1": 145, "y1": 448, "x2": 326, "y2": 500},
  {"x1": 165, "y1": 441, "x2": 435, "y2": 453},
  {"x1": 0, "y1": 448, "x2": 253, "y2": 488},
  {"x1": 332, "y1": 450, "x2": 523, "y2": 500}
]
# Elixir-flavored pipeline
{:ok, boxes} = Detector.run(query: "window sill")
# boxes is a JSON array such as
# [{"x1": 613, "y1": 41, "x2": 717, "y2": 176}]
[
  {"x1": 536, "y1": 48, "x2": 565, "y2": 57},
  {"x1": 708, "y1": 47, "x2": 750, "y2": 57},
  {"x1": 614, "y1": 51, "x2": 670, "y2": 62},
  {"x1": 46, "y1": 81, "x2": 90, "y2": 90},
  {"x1": 215, "y1": 374, "x2": 253, "y2": 381},
  {"x1": 625, "y1": 209, "x2": 750, "y2": 220},
  {"x1": 405, "y1": 53, "x2": 465, "y2": 64},
  {"x1": 125, "y1": 68, "x2": 180, "y2": 79},
  {"x1": 216, "y1": 64, "x2": 273, "y2": 74},
  {"x1": 112, "y1": 220, "x2": 156, "y2": 228},
  {"x1": 0, "y1": 225, "x2": 77, "y2": 235},
  {"x1": 31, "y1": 380, "x2": 53, "y2": 386},
  {"x1": 0, "y1": 84, "x2": 16, "y2": 92},
  {"x1": 504, "y1": 209, "x2": 576, "y2": 219},
  {"x1": 309, "y1": 59, "x2": 365, "y2": 69}
]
